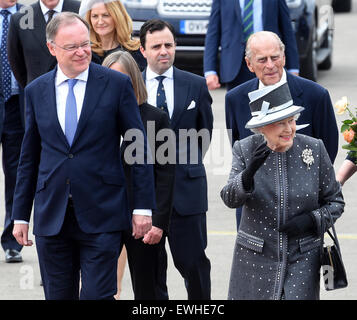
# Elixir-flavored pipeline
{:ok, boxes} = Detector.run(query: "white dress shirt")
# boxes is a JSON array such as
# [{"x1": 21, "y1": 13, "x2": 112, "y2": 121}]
[
  {"x1": 39, "y1": 0, "x2": 64, "y2": 22},
  {"x1": 146, "y1": 66, "x2": 174, "y2": 118}
]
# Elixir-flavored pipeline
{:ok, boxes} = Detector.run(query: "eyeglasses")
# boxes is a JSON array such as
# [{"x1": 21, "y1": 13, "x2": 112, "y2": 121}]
[{"x1": 51, "y1": 41, "x2": 91, "y2": 52}]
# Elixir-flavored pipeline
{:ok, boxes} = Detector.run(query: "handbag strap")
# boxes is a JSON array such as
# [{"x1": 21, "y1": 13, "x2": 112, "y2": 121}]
[{"x1": 320, "y1": 207, "x2": 341, "y2": 255}]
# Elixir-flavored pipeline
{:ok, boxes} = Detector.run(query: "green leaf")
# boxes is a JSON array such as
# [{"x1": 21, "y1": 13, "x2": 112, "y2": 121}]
[
  {"x1": 341, "y1": 124, "x2": 350, "y2": 133},
  {"x1": 343, "y1": 119, "x2": 354, "y2": 124},
  {"x1": 342, "y1": 144, "x2": 357, "y2": 151}
]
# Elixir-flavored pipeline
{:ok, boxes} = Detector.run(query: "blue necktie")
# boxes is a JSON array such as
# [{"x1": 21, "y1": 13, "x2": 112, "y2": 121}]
[
  {"x1": 242, "y1": 0, "x2": 254, "y2": 42},
  {"x1": 156, "y1": 76, "x2": 169, "y2": 116},
  {"x1": 1, "y1": 10, "x2": 12, "y2": 101},
  {"x1": 65, "y1": 79, "x2": 78, "y2": 146}
]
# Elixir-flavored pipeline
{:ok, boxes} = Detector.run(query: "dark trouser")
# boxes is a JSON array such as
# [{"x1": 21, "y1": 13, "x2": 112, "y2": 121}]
[
  {"x1": 226, "y1": 57, "x2": 256, "y2": 91},
  {"x1": 35, "y1": 200, "x2": 121, "y2": 300},
  {"x1": 168, "y1": 210, "x2": 211, "y2": 300},
  {"x1": 124, "y1": 229, "x2": 168, "y2": 300},
  {"x1": 1, "y1": 94, "x2": 24, "y2": 252}
]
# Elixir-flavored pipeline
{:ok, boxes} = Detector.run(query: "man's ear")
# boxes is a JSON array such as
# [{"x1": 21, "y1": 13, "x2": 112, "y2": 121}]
[
  {"x1": 139, "y1": 45, "x2": 146, "y2": 58},
  {"x1": 47, "y1": 41, "x2": 56, "y2": 57},
  {"x1": 245, "y1": 56, "x2": 254, "y2": 73}
]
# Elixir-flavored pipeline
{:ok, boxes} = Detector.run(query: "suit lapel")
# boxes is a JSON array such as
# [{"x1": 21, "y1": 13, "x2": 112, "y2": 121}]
[
  {"x1": 32, "y1": 2, "x2": 48, "y2": 51},
  {"x1": 286, "y1": 72, "x2": 303, "y2": 107},
  {"x1": 234, "y1": 0, "x2": 243, "y2": 28},
  {"x1": 262, "y1": 0, "x2": 270, "y2": 28},
  {"x1": 170, "y1": 67, "x2": 189, "y2": 129},
  {"x1": 72, "y1": 64, "x2": 108, "y2": 145},
  {"x1": 41, "y1": 68, "x2": 69, "y2": 146}
]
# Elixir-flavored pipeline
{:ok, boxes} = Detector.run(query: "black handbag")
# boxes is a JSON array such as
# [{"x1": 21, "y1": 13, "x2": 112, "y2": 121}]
[{"x1": 320, "y1": 210, "x2": 348, "y2": 291}]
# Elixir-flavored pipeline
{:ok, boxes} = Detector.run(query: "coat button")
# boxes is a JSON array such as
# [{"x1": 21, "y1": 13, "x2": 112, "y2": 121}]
[{"x1": 68, "y1": 154, "x2": 74, "y2": 159}]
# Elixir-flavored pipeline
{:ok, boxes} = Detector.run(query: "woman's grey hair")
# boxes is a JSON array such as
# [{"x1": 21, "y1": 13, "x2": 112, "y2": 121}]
[
  {"x1": 245, "y1": 31, "x2": 285, "y2": 61},
  {"x1": 46, "y1": 12, "x2": 90, "y2": 42},
  {"x1": 250, "y1": 113, "x2": 301, "y2": 134},
  {"x1": 102, "y1": 50, "x2": 148, "y2": 105}
]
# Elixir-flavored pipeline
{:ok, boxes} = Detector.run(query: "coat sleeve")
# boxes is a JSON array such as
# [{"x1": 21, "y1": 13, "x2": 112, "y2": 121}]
[
  {"x1": 225, "y1": 90, "x2": 239, "y2": 145},
  {"x1": 220, "y1": 140, "x2": 253, "y2": 208},
  {"x1": 203, "y1": 0, "x2": 221, "y2": 73},
  {"x1": 8, "y1": 14, "x2": 27, "y2": 89},
  {"x1": 11, "y1": 87, "x2": 41, "y2": 221},
  {"x1": 277, "y1": 0, "x2": 300, "y2": 71},
  {"x1": 197, "y1": 78, "x2": 213, "y2": 158},
  {"x1": 118, "y1": 78, "x2": 156, "y2": 210},
  {"x1": 310, "y1": 139, "x2": 345, "y2": 233}
]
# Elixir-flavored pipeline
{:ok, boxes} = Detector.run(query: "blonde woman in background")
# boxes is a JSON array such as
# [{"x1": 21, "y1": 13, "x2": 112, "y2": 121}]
[{"x1": 80, "y1": 0, "x2": 146, "y2": 70}]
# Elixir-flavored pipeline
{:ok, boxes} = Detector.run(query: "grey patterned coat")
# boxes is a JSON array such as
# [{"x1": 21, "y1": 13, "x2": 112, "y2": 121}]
[{"x1": 221, "y1": 134, "x2": 344, "y2": 300}]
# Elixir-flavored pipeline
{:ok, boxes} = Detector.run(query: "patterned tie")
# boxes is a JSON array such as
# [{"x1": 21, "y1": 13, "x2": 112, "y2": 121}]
[
  {"x1": 65, "y1": 79, "x2": 78, "y2": 146},
  {"x1": 242, "y1": 0, "x2": 254, "y2": 42},
  {"x1": 156, "y1": 76, "x2": 169, "y2": 116},
  {"x1": 1, "y1": 10, "x2": 12, "y2": 101},
  {"x1": 47, "y1": 10, "x2": 56, "y2": 24}
]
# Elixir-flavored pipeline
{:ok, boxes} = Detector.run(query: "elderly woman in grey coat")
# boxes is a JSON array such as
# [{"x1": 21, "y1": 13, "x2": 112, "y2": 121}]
[{"x1": 221, "y1": 82, "x2": 344, "y2": 300}]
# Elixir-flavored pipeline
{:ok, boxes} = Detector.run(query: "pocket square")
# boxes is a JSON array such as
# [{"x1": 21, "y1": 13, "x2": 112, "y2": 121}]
[{"x1": 187, "y1": 100, "x2": 196, "y2": 110}]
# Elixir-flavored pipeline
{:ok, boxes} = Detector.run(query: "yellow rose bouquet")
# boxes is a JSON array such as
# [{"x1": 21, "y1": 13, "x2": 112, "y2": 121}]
[{"x1": 335, "y1": 96, "x2": 357, "y2": 160}]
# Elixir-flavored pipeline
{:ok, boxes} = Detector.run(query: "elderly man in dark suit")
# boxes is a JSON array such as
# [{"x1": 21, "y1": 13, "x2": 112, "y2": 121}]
[
  {"x1": 0, "y1": 0, "x2": 25, "y2": 263},
  {"x1": 204, "y1": 0, "x2": 299, "y2": 91},
  {"x1": 140, "y1": 19, "x2": 214, "y2": 300},
  {"x1": 11, "y1": 12, "x2": 156, "y2": 300},
  {"x1": 225, "y1": 31, "x2": 338, "y2": 230},
  {"x1": 8, "y1": 0, "x2": 80, "y2": 88}
]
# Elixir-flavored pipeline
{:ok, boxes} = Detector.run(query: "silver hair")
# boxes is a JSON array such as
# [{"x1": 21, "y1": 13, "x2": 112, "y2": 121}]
[
  {"x1": 245, "y1": 31, "x2": 285, "y2": 60},
  {"x1": 46, "y1": 12, "x2": 90, "y2": 42},
  {"x1": 249, "y1": 113, "x2": 301, "y2": 134}
]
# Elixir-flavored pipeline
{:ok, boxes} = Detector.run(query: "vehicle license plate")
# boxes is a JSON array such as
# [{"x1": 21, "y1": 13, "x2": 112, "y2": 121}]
[{"x1": 180, "y1": 20, "x2": 209, "y2": 34}]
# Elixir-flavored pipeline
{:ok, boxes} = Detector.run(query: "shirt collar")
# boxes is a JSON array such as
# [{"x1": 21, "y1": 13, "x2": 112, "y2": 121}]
[
  {"x1": 258, "y1": 69, "x2": 287, "y2": 89},
  {"x1": 39, "y1": 0, "x2": 64, "y2": 16},
  {"x1": 146, "y1": 66, "x2": 173, "y2": 81},
  {"x1": 0, "y1": 4, "x2": 17, "y2": 14},
  {"x1": 56, "y1": 64, "x2": 89, "y2": 87}
]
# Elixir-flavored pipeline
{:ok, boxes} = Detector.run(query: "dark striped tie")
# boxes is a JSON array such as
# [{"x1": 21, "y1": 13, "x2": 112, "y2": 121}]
[{"x1": 242, "y1": 0, "x2": 254, "y2": 42}]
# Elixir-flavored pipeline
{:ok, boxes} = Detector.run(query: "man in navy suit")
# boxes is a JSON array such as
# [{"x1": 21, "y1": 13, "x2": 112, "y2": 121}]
[
  {"x1": 225, "y1": 31, "x2": 338, "y2": 229},
  {"x1": 204, "y1": 0, "x2": 299, "y2": 91},
  {"x1": 0, "y1": 0, "x2": 25, "y2": 263},
  {"x1": 11, "y1": 12, "x2": 156, "y2": 300},
  {"x1": 140, "y1": 19, "x2": 214, "y2": 300}
]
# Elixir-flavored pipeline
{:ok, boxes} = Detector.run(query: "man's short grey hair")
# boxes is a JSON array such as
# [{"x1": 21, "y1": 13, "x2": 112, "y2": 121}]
[
  {"x1": 250, "y1": 113, "x2": 300, "y2": 134},
  {"x1": 245, "y1": 31, "x2": 285, "y2": 60},
  {"x1": 46, "y1": 12, "x2": 90, "y2": 43}
]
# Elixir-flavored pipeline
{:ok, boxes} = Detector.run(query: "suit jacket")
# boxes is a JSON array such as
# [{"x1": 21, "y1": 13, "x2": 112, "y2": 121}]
[
  {"x1": 122, "y1": 102, "x2": 175, "y2": 233},
  {"x1": 1, "y1": 3, "x2": 25, "y2": 131},
  {"x1": 204, "y1": 0, "x2": 299, "y2": 83},
  {"x1": 225, "y1": 71, "x2": 339, "y2": 163},
  {"x1": 11, "y1": 63, "x2": 156, "y2": 236},
  {"x1": 144, "y1": 67, "x2": 214, "y2": 215},
  {"x1": 7, "y1": 0, "x2": 80, "y2": 88}
]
